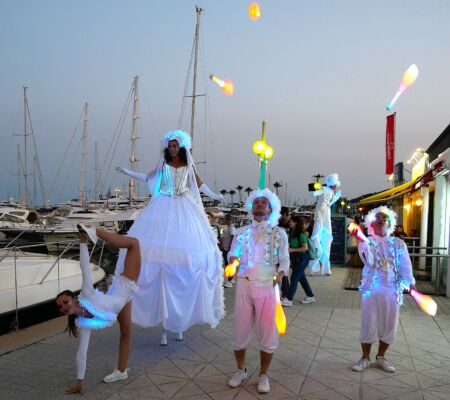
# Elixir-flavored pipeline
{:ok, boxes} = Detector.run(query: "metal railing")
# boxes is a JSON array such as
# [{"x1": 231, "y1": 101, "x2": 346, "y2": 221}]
[{"x1": 409, "y1": 248, "x2": 448, "y2": 295}]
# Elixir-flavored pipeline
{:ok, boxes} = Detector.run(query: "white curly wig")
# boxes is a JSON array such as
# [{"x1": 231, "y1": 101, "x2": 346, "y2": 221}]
[
  {"x1": 161, "y1": 130, "x2": 192, "y2": 150},
  {"x1": 245, "y1": 188, "x2": 281, "y2": 228},
  {"x1": 364, "y1": 205, "x2": 397, "y2": 236}
]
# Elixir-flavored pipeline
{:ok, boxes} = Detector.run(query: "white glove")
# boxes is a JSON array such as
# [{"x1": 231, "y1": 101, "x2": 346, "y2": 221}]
[
  {"x1": 116, "y1": 167, "x2": 148, "y2": 182},
  {"x1": 199, "y1": 183, "x2": 223, "y2": 201}
]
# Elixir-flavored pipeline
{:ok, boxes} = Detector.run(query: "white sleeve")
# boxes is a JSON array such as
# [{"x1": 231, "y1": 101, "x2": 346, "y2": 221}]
[
  {"x1": 76, "y1": 328, "x2": 91, "y2": 379},
  {"x1": 310, "y1": 189, "x2": 323, "y2": 197},
  {"x1": 277, "y1": 229, "x2": 290, "y2": 275},
  {"x1": 397, "y1": 239, "x2": 416, "y2": 286},
  {"x1": 228, "y1": 228, "x2": 243, "y2": 262},
  {"x1": 358, "y1": 241, "x2": 374, "y2": 266},
  {"x1": 230, "y1": 226, "x2": 237, "y2": 236},
  {"x1": 118, "y1": 167, "x2": 153, "y2": 182},
  {"x1": 80, "y1": 243, "x2": 94, "y2": 295},
  {"x1": 329, "y1": 190, "x2": 342, "y2": 207}
]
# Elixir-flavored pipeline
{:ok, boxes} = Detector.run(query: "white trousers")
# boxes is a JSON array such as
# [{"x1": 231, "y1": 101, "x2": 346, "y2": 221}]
[
  {"x1": 233, "y1": 279, "x2": 279, "y2": 353},
  {"x1": 359, "y1": 286, "x2": 399, "y2": 345}
]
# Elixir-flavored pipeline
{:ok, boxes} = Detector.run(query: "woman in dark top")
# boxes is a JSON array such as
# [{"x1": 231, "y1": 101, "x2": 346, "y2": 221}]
[{"x1": 282, "y1": 216, "x2": 315, "y2": 306}]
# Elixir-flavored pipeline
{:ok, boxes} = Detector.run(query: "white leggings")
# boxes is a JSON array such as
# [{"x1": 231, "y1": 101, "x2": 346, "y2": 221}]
[{"x1": 233, "y1": 278, "x2": 278, "y2": 354}]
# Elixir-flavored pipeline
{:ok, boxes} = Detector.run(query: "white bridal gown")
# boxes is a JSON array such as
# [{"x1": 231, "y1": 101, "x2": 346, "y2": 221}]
[{"x1": 114, "y1": 164, "x2": 224, "y2": 333}]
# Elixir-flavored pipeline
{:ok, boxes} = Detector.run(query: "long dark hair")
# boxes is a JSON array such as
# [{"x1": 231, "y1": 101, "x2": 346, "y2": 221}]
[
  {"x1": 290, "y1": 215, "x2": 306, "y2": 239},
  {"x1": 56, "y1": 290, "x2": 78, "y2": 338},
  {"x1": 163, "y1": 144, "x2": 187, "y2": 164}
]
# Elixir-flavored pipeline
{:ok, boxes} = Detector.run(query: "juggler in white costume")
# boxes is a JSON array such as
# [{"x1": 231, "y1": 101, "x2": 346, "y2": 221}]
[
  {"x1": 358, "y1": 207, "x2": 415, "y2": 345},
  {"x1": 228, "y1": 189, "x2": 289, "y2": 353},
  {"x1": 75, "y1": 244, "x2": 138, "y2": 379},
  {"x1": 115, "y1": 131, "x2": 224, "y2": 333},
  {"x1": 309, "y1": 173, "x2": 341, "y2": 275}
]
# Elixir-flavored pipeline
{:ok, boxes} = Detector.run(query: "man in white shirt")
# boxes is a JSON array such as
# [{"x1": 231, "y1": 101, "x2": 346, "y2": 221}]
[
  {"x1": 227, "y1": 189, "x2": 289, "y2": 394},
  {"x1": 220, "y1": 214, "x2": 236, "y2": 287}
]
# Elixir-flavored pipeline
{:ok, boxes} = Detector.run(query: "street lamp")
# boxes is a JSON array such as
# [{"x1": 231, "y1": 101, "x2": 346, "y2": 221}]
[{"x1": 253, "y1": 121, "x2": 274, "y2": 189}]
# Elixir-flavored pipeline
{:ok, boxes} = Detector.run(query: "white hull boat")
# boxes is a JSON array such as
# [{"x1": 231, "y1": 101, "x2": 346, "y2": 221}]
[{"x1": 0, "y1": 250, "x2": 105, "y2": 315}]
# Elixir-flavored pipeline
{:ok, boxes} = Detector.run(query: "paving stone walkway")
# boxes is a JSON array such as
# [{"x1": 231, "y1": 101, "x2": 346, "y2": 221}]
[{"x1": 1, "y1": 268, "x2": 450, "y2": 399}]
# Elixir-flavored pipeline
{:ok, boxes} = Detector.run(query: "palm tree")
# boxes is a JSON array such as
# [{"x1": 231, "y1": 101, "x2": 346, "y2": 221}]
[
  {"x1": 244, "y1": 187, "x2": 253, "y2": 198},
  {"x1": 220, "y1": 189, "x2": 228, "y2": 197},
  {"x1": 229, "y1": 189, "x2": 236, "y2": 207},
  {"x1": 273, "y1": 181, "x2": 282, "y2": 196},
  {"x1": 236, "y1": 185, "x2": 243, "y2": 205}
]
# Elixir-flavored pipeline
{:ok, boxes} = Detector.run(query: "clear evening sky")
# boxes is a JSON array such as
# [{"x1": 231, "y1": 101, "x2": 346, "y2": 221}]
[{"x1": 1, "y1": 0, "x2": 449, "y2": 206}]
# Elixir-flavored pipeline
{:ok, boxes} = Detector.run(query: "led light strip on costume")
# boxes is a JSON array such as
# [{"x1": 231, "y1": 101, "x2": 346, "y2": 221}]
[{"x1": 236, "y1": 222, "x2": 280, "y2": 270}]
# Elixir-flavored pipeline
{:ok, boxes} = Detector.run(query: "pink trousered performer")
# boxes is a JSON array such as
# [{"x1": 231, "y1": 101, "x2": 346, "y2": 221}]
[
  {"x1": 352, "y1": 206, "x2": 415, "y2": 373},
  {"x1": 226, "y1": 189, "x2": 289, "y2": 394},
  {"x1": 116, "y1": 130, "x2": 225, "y2": 345},
  {"x1": 309, "y1": 173, "x2": 342, "y2": 275}
]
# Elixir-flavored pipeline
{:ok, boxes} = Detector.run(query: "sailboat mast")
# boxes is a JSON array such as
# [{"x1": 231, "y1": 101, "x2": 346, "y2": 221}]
[
  {"x1": 33, "y1": 155, "x2": 37, "y2": 207},
  {"x1": 190, "y1": 6, "x2": 203, "y2": 148},
  {"x1": 79, "y1": 102, "x2": 88, "y2": 205},
  {"x1": 23, "y1": 87, "x2": 29, "y2": 206},
  {"x1": 17, "y1": 144, "x2": 21, "y2": 202},
  {"x1": 94, "y1": 141, "x2": 99, "y2": 204},
  {"x1": 129, "y1": 75, "x2": 139, "y2": 202}
]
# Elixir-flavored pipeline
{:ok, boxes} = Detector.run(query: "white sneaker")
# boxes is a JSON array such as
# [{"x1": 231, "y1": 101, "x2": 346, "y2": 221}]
[
  {"x1": 77, "y1": 223, "x2": 98, "y2": 244},
  {"x1": 257, "y1": 374, "x2": 270, "y2": 394},
  {"x1": 160, "y1": 332, "x2": 168, "y2": 346},
  {"x1": 301, "y1": 296, "x2": 316, "y2": 304},
  {"x1": 352, "y1": 358, "x2": 371, "y2": 372},
  {"x1": 281, "y1": 298, "x2": 293, "y2": 307},
  {"x1": 228, "y1": 369, "x2": 247, "y2": 388},
  {"x1": 376, "y1": 356, "x2": 395, "y2": 373},
  {"x1": 103, "y1": 368, "x2": 129, "y2": 383},
  {"x1": 224, "y1": 280, "x2": 233, "y2": 288},
  {"x1": 176, "y1": 332, "x2": 183, "y2": 341}
]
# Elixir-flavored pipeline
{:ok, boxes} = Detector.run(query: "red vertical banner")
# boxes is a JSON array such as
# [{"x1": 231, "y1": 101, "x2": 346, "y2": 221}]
[{"x1": 385, "y1": 113, "x2": 396, "y2": 175}]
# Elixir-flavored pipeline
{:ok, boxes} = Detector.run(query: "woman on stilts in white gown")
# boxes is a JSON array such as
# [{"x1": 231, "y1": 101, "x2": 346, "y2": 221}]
[{"x1": 116, "y1": 130, "x2": 225, "y2": 345}]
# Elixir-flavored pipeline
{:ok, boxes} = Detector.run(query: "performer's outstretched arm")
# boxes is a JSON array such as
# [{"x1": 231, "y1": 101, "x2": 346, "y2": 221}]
[
  {"x1": 116, "y1": 166, "x2": 156, "y2": 182},
  {"x1": 195, "y1": 173, "x2": 223, "y2": 201}
]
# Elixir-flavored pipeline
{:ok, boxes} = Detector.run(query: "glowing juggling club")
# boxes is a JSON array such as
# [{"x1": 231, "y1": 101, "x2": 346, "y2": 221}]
[
  {"x1": 386, "y1": 64, "x2": 419, "y2": 111},
  {"x1": 224, "y1": 258, "x2": 240, "y2": 279},
  {"x1": 410, "y1": 288, "x2": 437, "y2": 316},
  {"x1": 348, "y1": 222, "x2": 368, "y2": 243},
  {"x1": 399, "y1": 281, "x2": 437, "y2": 317},
  {"x1": 248, "y1": 2, "x2": 261, "y2": 21},
  {"x1": 274, "y1": 283, "x2": 287, "y2": 336},
  {"x1": 209, "y1": 74, "x2": 234, "y2": 96}
]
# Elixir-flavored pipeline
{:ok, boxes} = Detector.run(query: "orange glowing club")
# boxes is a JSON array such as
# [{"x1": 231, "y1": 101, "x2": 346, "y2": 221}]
[
  {"x1": 209, "y1": 74, "x2": 234, "y2": 96},
  {"x1": 248, "y1": 2, "x2": 261, "y2": 21},
  {"x1": 274, "y1": 283, "x2": 287, "y2": 336},
  {"x1": 410, "y1": 288, "x2": 437, "y2": 317},
  {"x1": 348, "y1": 222, "x2": 368, "y2": 243},
  {"x1": 224, "y1": 259, "x2": 240, "y2": 279}
]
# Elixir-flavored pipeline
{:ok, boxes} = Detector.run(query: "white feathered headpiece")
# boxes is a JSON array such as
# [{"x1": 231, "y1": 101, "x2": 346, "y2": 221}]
[
  {"x1": 364, "y1": 205, "x2": 397, "y2": 236},
  {"x1": 245, "y1": 188, "x2": 281, "y2": 228},
  {"x1": 161, "y1": 130, "x2": 192, "y2": 150}
]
